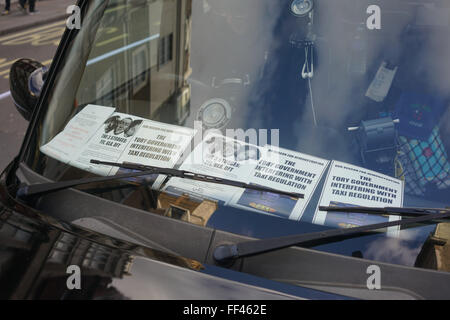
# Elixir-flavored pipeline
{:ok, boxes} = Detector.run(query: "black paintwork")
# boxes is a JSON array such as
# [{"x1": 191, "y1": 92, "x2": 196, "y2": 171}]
[
  {"x1": 0, "y1": 160, "x2": 353, "y2": 300},
  {"x1": 4, "y1": 158, "x2": 450, "y2": 300}
]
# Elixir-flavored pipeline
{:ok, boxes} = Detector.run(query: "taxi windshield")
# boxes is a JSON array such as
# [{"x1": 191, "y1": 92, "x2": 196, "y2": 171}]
[{"x1": 25, "y1": 0, "x2": 450, "y2": 268}]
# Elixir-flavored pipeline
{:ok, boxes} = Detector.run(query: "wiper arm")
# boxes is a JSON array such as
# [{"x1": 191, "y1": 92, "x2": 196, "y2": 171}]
[
  {"x1": 17, "y1": 169, "x2": 158, "y2": 198},
  {"x1": 16, "y1": 159, "x2": 304, "y2": 199},
  {"x1": 213, "y1": 207, "x2": 450, "y2": 264}
]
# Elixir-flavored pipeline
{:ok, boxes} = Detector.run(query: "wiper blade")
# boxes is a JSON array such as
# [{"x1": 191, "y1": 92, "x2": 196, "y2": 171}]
[
  {"x1": 90, "y1": 160, "x2": 304, "y2": 199},
  {"x1": 319, "y1": 205, "x2": 450, "y2": 219},
  {"x1": 213, "y1": 207, "x2": 450, "y2": 264},
  {"x1": 17, "y1": 159, "x2": 304, "y2": 199}
]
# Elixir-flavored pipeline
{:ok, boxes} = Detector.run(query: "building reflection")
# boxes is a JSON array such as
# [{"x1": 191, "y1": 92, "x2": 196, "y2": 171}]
[
  {"x1": 0, "y1": 206, "x2": 203, "y2": 299},
  {"x1": 78, "y1": 0, "x2": 192, "y2": 126},
  {"x1": 63, "y1": 0, "x2": 218, "y2": 227}
]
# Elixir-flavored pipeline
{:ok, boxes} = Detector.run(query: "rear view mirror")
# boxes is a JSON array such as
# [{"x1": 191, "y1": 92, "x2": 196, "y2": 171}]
[{"x1": 9, "y1": 58, "x2": 47, "y2": 121}]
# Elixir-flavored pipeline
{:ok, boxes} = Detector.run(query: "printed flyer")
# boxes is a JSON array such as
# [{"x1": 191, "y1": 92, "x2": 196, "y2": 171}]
[
  {"x1": 42, "y1": 105, "x2": 407, "y2": 228},
  {"x1": 40, "y1": 104, "x2": 196, "y2": 187},
  {"x1": 40, "y1": 104, "x2": 115, "y2": 164},
  {"x1": 313, "y1": 160, "x2": 404, "y2": 236},
  {"x1": 165, "y1": 133, "x2": 329, "y2": 220},
  {"x1": 164, "y1": 133, "x2": 259, "y2": 203},
  {"x1": 115, "y1": 119, "x2": 197, "y2": 188},
  {"x1": 70, "y1": 112, "x2": 145, "y2": 176},
  {"x1": 230, "y1": 146, "x2": 329, "y2": 220}
]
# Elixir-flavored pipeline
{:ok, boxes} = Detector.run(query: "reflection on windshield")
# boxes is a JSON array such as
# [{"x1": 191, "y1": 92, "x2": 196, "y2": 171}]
[{"x1": 29, "y1": 0, "x2": 450, "y2": 268}]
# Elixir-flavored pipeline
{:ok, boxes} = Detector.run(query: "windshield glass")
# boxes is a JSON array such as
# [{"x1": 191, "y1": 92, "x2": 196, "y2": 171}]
[{"x1": 25, "y1": 0, "x2": 450, "y2": 268}]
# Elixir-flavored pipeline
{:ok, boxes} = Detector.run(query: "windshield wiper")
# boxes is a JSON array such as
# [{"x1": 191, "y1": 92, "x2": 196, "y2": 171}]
[
  {"x1": 17, "y1": 168, "x2": 158, "y2": 198},
  {"x1": 16, "y1": 159, "x2": 304, "y2": 199},
  {"x1": 91, "y1": 160, "x2": 304, "y2": 198},
  {"x1": 213, "y1": 206, "x2": 450, "y2": 264},
  {"x1": 319, "y1": 205, "x2": 450, "y2": 218}
]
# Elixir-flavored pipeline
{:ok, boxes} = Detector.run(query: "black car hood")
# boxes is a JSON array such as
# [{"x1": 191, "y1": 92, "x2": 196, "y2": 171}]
[{"x1": 0, "y1": 160, "x2": 346, "y2": 300}]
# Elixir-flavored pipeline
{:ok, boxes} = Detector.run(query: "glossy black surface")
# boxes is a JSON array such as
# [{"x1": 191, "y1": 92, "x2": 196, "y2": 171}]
[
  {"x1": 2, "y1": 162, "x2": 347, "y2": 299},
  {"x1": 9, "y1": 58, "x2": 44, "y2": 121},
  {"x1": 4, "y1": 160, "x2": 450, "y2": 299}
]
